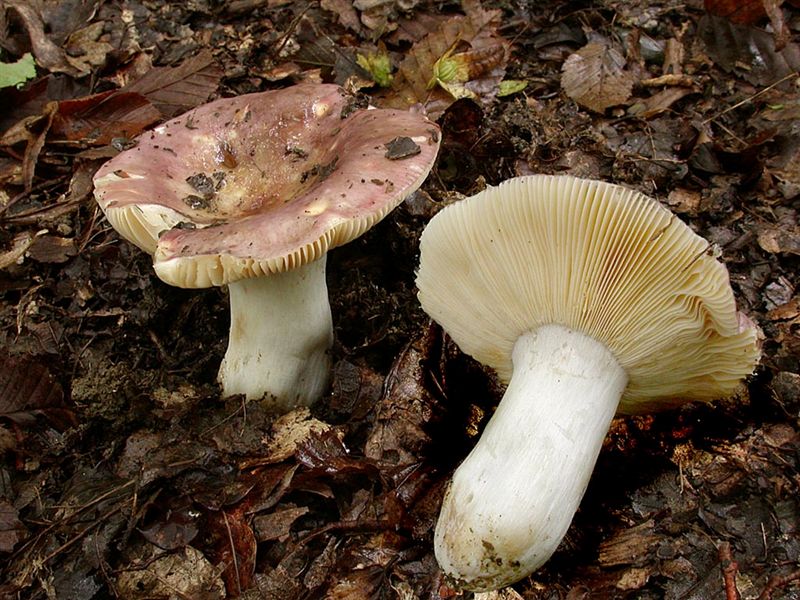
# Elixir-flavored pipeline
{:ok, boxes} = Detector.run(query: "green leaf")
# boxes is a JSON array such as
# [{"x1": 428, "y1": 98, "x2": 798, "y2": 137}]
[
  {"x1": 0, "y1": 53, "x2": 36, "y2": 89},
  {"x1": 427, "y1": 46, "x2": 471, "y2": 90},
  {"x1": 497, "y1": 79, "x2": 528, "y2": 97},
  {"x1": 356, "y1": 50, "x2": 393, "y2": 88}
]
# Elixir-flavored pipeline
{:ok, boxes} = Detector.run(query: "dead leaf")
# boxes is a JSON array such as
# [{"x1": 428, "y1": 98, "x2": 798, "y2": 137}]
[
  {"x1": 321, "y1": 0, "x2": 361, "y2": 32},
  {"x1": 629, "y1": 86, "x2": 699, "y2": 119},
  {"x1": 381, "y1": 0, "x2": 509, "y2": 118},
  {"x1": 262, "y1": 407, "x2": 332, "y2": 464},
  {"x1": 27, "y1": 235, "x2": 77, "y2": 263},
  {"x1": 253, "y1": 505, "x2": 309, "y2": 542},
  {"x1": 116, "y1": 546, "x2": 226, "y2": 600},
  {"x1": 561, "y1": 41, "x2": 635, "y2": 113},
  {"x1": 123, "y1": 49, "x2": 223, "y2": 119},
  {"x1": 49, "y1": 91, "x2": 161, "y2": 145},
  {"x1": 296, "y1": 429, "x2": 379, "y2": 479},
  {"x1": 63, "y1": 22, "x2": 113, "y2": 74},
  {"x1": 0, "y1": 354, "x2": 75, "y2": 431},
  {"x1": 704, "y1": 0, "x2": 769, "y2": 23},
  {"x1": 365, "y1": 327, "x2": 441, "y2": 465},
  {"x1": 139, "y1": 501, "x2": 201, "y2": 550},
  {"x1": 206, "y1": 508, "x2": 257, "y2": 595},
  {"x1": 353, "y1": 0, "x2": 397, "y2": 32},
  {"x1": 0, "y1": 501, "x2": 26, "y2": 553},
  {"x1": 0, "y1": 231, "x2": 43, "y2": 270},
  {"x1": 21, "y1": 102, "x2": 56, "y2": 191},
  {"x1": 598, "y1": 520, "x2": 661, "y2": 567},
  {"x1": 699, "y1": 14, "x2": 800, "y2": 87},
  {"x1": 666, "y1": 188, "x2": 702, "y2": 215},
  {"x1": 428, "y1": 42, "x2": 507, "y2": 101},
  {"x1": 704, "y1": 0, "x2": 790, "y2": 49},
  {"x1": 4, "y1": 0, "x2": 80, "y2": 76}
]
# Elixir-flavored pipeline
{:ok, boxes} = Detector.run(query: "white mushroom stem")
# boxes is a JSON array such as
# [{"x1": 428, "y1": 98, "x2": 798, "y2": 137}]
[
  {"x1": 434, "y1": 324, "x2": 628, "y2": 591},
  {"x1": 218, "y1": 257, "x2": 333, "y2": 409}
]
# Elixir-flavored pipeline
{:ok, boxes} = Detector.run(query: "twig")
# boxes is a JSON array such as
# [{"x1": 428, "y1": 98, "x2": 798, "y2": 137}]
[
  {"x1": 222, "y1": 511, "x2": 243, "y2": 597},
  {"x1": 757, "y1": 569, "x2": 800, "y2": 600},
  {"x1": 703, "y1": 71, "x2": 798, "y2": 124},
  {"x1": 719, "y1": 541, "x2": 741, "y2": 600},
  {"x1": 41, "y1": 504, "x2": 122, "y2": 564}
]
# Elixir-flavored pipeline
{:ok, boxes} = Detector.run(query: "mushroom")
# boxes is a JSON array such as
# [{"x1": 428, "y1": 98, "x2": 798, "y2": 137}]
[
  {"x1": 415, "y1": 175, "x2": 759, "y2": 591},
  {"x1": 93, "y1": 83, "x2": 440, "y2": 410}
]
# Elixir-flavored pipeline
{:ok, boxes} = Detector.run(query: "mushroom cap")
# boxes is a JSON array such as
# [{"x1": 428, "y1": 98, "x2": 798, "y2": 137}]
[
  {"x1": 416, "y1": 175, "x2": 759, "y2": 414},
  {"x1": 93, "y1": 83, "x2": 440, "y2": 288}
]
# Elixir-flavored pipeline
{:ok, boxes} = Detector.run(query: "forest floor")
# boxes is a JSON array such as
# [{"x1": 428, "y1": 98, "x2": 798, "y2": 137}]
[{"x1": 0, "y1": 0, "x2": 798, "y2": 598}]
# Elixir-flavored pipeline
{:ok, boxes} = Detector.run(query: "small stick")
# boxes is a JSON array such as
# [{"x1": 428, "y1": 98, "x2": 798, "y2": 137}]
[
  {"x1": 757, "y1": 569, "x2": 800, "y2": 600},
  {"x1": 719, "y1": 541, "x2": 741, "y2": 600},
  {"x1": 703, "y1": 71, "x2": 798, "y2": 124}
]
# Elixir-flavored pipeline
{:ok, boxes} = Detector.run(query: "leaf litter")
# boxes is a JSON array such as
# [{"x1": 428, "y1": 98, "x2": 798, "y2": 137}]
[{"x1": 0, "y1": 0, "x2": 799, "y2": 599}]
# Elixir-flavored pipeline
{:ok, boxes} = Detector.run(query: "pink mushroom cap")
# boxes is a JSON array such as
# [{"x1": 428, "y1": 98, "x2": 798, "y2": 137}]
[{"x1": 93, "y1": 83, "x2": 441, "y2": 288}]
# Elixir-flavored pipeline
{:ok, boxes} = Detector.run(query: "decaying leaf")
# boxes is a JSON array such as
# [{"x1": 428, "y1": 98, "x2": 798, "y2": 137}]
[
  {"x1": 4, "y1": 0, "x2": 81, "y2": 76},
  {"x1": 699, "y1": 14, "x2": 800, "y2": 86},
  {"x1": 116, "y1": 546, "x2": 226, "y2": 600},
  {"x1": 704, "y1": 0, "x2": 791, "y2": 49},
  {"x1": 561, "y1": 41, "x2": 635, "y2": 113},
  {"x1": 0, "y1": 501, "x2": 26, "y2": 553},
  {"x1": 206, "y1": 508, "x2": 257, "y2": 595},
  {"x1": 253, "y1": 505, "x2": 309, "y2": 542},
  {"x1": 0, "y1": 354, "x2": 75, "y2": 431},
  {"x1": 123, "y1": 50, "x2": 223, "y2": 119},
  {"x1": 380, "y1": 0, "x2": 510, "y2": 118},
  {"x1": 365, "y1": 326, "x2": 442, "y2": 465},
  {"x1": 0, "y1": 231, "x2": 44, "y2": 270},
  {"x1": 428, "y1": 41, "x2": 507, "y2": 100},
  {"x1": 261, "y1": 407, "x2": 332, "y2": 464},
  {"x1": 704, "y1": 0, "x2": 769, "y2": 23}
]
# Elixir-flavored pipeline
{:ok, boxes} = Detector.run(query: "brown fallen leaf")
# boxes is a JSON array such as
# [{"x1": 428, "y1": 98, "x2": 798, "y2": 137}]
[
  {"x1": 205, "y1": 507, "x2": 257, "y2": 596},
  {"x1": 0, "y1": 354, "x2": 75, "y2": 432},
  {"x1": 321, "y1": 0, "x2": 361, "y2": 32},
  {"x1": 4, "y1": 0, "x2": 81, "y2": 76},
  {"x1": 296, "y1": 429, "x2": 380, "y2": 479},
  {"x1": 261, "y1": 407, "x2": 332, "y2": 464},
  {"x1": 704, "y1": 0, "x2": 790, "y2": 49},
  {"x1": 123, "y1": 49, "x2": 223, "y2": 119},
  {"x1": 49, "y1": 91, "x2": 161, "y2": 145},
  {"x1": 26, "y1": 234, "x2": 77, "y2": 264},
  {"x1": 364, "y1": 325, "x2": 442, "y2": 466},
  {"x1": 698, "y1": 14, "x2": 800, "y2": 87},
  {"x1": 704, "y1": 0, "x2": 769, "y2": 23},
  {"x1": 380, "y1": 0, "x2": 510, "y2": 118},
  {"x1": 253, "y1": 505, "x2": 309, "y2": 542},
  {"x1": 116, "y1": 546, "x2": 226, "y2": 600},
  {"x1": 0, "y1": 231, "x2": 44, "y2": 270},
  {"x1": 63, "y1": 21, "x2": 113, "y2": 74},
  {"x1": 139, "y1": 501, "x2": 200, "y2": 550},
  {"x1": 629, "y1": 86, "x2": 699, "y2": 119},
  {"x1": 0, "y1": 501, "x2": 27, "y2": 553},
  {"x1": 561, "y1": 40, "x2": 635, "y2": 114}
]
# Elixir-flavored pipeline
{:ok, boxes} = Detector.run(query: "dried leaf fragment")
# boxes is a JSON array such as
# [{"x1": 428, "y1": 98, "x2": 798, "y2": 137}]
[
  {"x1": 116, "y1": 546, "x2": 225, "y2": 600},
  {"x1": 0, "y1": 501, "x2": 26, "y2": 553},
  {"x1": 428, "y1": 43, "x2": 506, "y2": 100},
  {"x1": 561, "y1": 41, "x2": 635, "y2": 113}
]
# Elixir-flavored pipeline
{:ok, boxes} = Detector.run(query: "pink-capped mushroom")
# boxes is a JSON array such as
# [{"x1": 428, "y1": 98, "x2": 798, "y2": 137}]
[{"x1": 93, "y1": 83, "x2": 440, "y2": 410}]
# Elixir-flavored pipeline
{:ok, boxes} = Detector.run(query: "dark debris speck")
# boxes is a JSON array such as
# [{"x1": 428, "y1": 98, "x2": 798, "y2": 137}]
[{"x1": 384, "y1": 136, "x2": 421, "y2": 160}]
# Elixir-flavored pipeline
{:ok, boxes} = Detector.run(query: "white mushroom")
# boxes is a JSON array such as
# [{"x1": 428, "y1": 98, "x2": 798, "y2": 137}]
[{"x1": 416, "y1": 175, "x2": 760, "y2": 591}]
